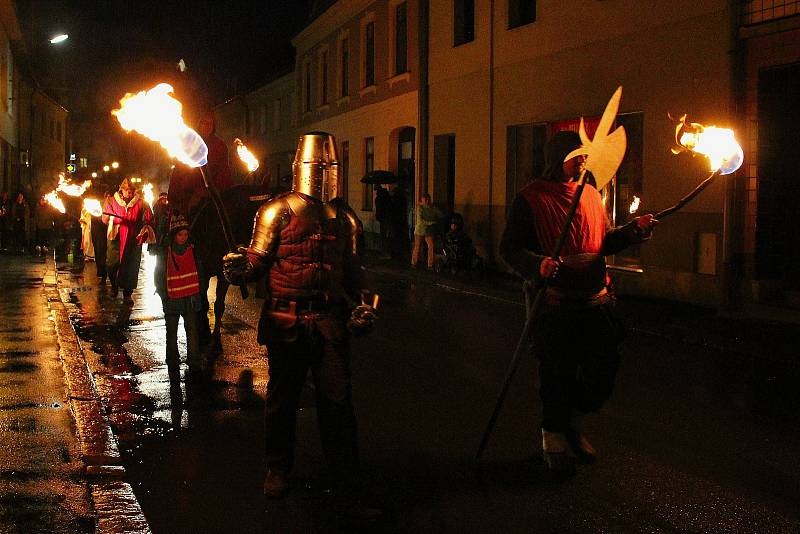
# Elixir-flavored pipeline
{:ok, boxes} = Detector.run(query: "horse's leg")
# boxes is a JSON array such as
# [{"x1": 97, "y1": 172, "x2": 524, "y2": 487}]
[
  {"x1": 197, "y1": 274, "x2": 212, "y2": 348},
  {"x1": 211, "y1": 277, "x2": 229, "y2": 354}
]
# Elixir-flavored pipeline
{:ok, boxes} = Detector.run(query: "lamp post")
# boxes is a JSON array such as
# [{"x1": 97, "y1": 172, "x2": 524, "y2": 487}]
[{"x1": 24, "y1": 35, "x2": 71, "y2": 193}]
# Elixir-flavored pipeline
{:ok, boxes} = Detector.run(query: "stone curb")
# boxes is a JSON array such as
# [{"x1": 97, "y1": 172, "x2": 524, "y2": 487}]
[
  {"x1": 45, "y1": 256, "x2": 152, "y2": 534},
  {"x1": 92, "y1": 482, "x2": 151, "y2": 534}
]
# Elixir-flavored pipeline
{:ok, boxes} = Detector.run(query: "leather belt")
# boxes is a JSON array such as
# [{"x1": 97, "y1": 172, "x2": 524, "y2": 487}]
[{"x1": 271, "y1": 297, "x2": 328, "y2": 313}]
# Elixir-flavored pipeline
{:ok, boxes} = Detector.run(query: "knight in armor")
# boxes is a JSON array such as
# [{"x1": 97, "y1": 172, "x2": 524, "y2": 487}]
[
  {"x1": 500, "y1": 131, "x2": 657, "y2": 476},
  {"x1": 223, "y1": 133, "x2": 380, "y2": 522}
]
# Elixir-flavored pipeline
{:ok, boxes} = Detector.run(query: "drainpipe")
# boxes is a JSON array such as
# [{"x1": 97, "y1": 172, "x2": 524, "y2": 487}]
[
  {"x1": 26, "y1": 84, "x2": 35, "y2": 192},
  {"x1": 487, "y1": 0, "x2": 496, "y2": 264},
  {"x1": 722, "y1": 0, "x2": 745, "y2": 314},
  {"x1": 418, "y1": 0, "x2": 429, "y2": 196}
]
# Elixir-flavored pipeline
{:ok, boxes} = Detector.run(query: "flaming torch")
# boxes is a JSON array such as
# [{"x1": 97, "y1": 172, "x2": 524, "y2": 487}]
[
  {"x1": 82, "y1": 198, "x2": 104, "y2": 218},
  {"x1": 44, "y1": 190, "x2": 66, "y2": 214},
  {"x1": 654, "y1": 115, "x2": 743, "y2": 220},
  {"x1": 112, "y1": 83, "x2": 247, "y2": 298},
  {"x1": 43, "y1": 176, "x2": 93, "y2": 214},
  {"x1": 142, "y1": 183, "x2": 155, "y2": 206},
  {"x1": 57, "y1": 175, "x2": 92, "y2": 196},
  {"x1": 629, "y1": 195, "x2": 640, "y2": 214},
  {"x1": 234, "y1": 138, "x2": 259, "y2": 173}
]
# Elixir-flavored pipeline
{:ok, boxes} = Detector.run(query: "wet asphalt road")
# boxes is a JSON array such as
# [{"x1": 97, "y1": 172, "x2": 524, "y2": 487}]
[
  {"x1": 0, "y1": 255, "x2": 92, "y2": 533},
  {"x1": 55, "y1": 253, "x2": 800, "y2": 533}
]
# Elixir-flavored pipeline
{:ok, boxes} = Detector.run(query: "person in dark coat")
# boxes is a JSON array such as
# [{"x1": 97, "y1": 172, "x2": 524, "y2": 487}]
[
  {"x1": 10, "y1": 192, "x2": 30, "y2": 254},
  {"x1": 0, "y1": 191, "x2": 9, "y2": 251},
  {"x1": 374, "y1": 184, "x2": 391, "y2": 255},
  {"x1": 34, "y1": 197, "x2": 56, "y2": 256}
]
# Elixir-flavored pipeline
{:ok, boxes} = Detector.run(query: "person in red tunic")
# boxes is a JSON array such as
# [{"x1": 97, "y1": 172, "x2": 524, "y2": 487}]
[
  {"x1": 103, "y1": 179, "x2": 154, "y2": 304},
  {"x1": 167, "y1": 112, "x2": 232, "y2": 220},
  {"x1": 500, "y1": 130, "x2": 657, "y2": 476},
  {"x1": 154, "y1": 213, "x2": 206, "y2": 384}
]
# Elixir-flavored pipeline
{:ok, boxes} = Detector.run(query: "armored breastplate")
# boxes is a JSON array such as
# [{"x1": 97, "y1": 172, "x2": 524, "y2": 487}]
[{"x1": 269, "y1": 194, "x2": 342, "y2": 299}]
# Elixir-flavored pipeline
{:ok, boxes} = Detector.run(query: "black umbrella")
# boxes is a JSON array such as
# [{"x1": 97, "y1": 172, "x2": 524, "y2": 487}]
[{"x1": 360, "y1": 170, "x2": 399, "y2": 184}]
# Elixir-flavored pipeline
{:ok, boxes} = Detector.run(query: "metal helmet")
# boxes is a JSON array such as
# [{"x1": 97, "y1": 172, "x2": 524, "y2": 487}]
[{"x1": 291, "y1": 131, "x2": 339, "y2": 201}]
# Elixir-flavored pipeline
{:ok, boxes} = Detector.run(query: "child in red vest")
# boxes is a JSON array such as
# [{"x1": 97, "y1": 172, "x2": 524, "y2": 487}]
[{"x1": 155, "y1": 214, "x2": 206, "y2": 384}]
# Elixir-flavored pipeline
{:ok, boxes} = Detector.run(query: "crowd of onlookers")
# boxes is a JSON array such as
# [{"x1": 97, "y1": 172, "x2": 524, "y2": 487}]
[{"x1": 0, "y1": 189, "x2": 83, "y2": 260}]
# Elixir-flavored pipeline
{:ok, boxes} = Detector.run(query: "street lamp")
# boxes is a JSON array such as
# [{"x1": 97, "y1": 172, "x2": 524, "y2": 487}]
[
  {"x1": 91, "y1": 172, "x2": 98, "y2": 178},
  {"x1": 103, "y1": 165, "x2": 110, "y2": 172},
  {"x1": 111, "y1": 161, "x2": 119, "y2": 169},
  {"x1": 49, "y1": 34, "x2": 69, "y2": 45}
]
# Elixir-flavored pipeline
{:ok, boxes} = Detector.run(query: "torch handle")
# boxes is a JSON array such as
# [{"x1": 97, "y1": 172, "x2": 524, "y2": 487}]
[
  {"x1": 654, "y1": 169, "x2": 719, "y2": 221},
  {"x1": 198, "y1": 166, "x2": 249, "y2": 299}
]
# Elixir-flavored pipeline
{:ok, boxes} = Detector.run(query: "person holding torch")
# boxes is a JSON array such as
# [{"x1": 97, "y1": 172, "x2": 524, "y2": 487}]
[
  {"x1": 500, "y1": 130, "x2": 657, "y2": 476},
  {"x1": 103, "y1": 178, "x2": 155, "y2": 304}
]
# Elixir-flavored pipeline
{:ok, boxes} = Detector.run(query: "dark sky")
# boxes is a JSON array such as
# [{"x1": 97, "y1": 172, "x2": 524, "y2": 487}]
[{"x1": 16, "y1": 0, "x2": 312, "y2": 122}]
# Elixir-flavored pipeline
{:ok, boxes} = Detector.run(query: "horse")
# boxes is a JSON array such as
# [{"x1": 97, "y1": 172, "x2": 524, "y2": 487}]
[{"x1": 187, "y1": 184, "x2": 271, "y2": 352}]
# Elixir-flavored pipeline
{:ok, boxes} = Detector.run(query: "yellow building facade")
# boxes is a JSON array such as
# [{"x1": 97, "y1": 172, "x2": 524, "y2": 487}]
[
  {"x1": 428, "y1": 0, "x2": 735, "y2": 306},
  {"x1": 217, "y1": 0, "x2": 800, "y2": 312},
  {"x1": 293, "y1": 0, "x2": 421, "y2": 241}
]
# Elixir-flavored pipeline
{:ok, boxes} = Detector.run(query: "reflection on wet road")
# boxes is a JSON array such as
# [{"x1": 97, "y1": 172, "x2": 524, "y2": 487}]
[{"x1": 58, "y1": 256, "x2": 800, "y2": 533}]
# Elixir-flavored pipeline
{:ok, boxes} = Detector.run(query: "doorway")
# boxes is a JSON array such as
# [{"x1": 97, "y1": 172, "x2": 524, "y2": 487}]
[
  {"x1": 433, "y1": 134, "x2": 455, "y2": 213},
  {"x1": 397, "y1": 127, "x2": 416, "y2": 241},
  {"x1": 756, "y1": 62, "x2": 800, "y2": 289}
]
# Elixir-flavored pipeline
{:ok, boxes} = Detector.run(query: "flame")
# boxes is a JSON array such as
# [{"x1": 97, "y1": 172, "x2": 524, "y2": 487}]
[
  {"x1": 629, "y1": 196, "x2": 640, "y2": 214},
  {"x1": 44, "y1": 190, "x2": 66, "y2": 213},
  {"x1": 234, "y1": 138, "x2": 259, "y2": 172},
  {"x1": 143, "y1": 183, "x2": 154, "y2": 206},
  {"x1": 56, "y1": 175, "x2": 92, "y2": 197},
  {"x1": 672, "y1": 115, "x2": 744, "y2": 175},
  {"x1": 83, "y1": 198, "x2": 103, "y2": 217},
  {"x1": 112, "y1": 83, "x2": 209, "y2": 168}
]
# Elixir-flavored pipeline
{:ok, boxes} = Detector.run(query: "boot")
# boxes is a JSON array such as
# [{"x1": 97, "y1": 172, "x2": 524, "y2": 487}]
[
  {"x1": 263, "y1": 469, "x2": 289, "y2": 498},
  {"x1": 566, "y1": 412, "x2": 597, "y2": 464},
  {"x1": 110, "y1": 284, "x2": 119, "y2": 298},
  {"x1": 542, "y1": 429, "x2": 576, "y2": 477},
  {"x1": 122, "y1": 290, "x2": 134, "y2": 305}
]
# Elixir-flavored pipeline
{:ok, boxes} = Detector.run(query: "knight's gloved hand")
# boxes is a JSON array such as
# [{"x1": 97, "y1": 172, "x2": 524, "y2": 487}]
[
  {"x1": 347, "y1": 304, "x2": 377, "y2": 334},
  {"x1": 223, "y1": 250, "x2": 252, "y2": 285}
]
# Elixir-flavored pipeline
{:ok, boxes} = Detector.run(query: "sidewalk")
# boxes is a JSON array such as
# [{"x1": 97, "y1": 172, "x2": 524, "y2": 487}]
[
  {"x1": 364, "y1": 254, "x2": 800, "y2": 366},
  {"x1": 0, "y1": 254, "x2": 150, "y2": 534}
]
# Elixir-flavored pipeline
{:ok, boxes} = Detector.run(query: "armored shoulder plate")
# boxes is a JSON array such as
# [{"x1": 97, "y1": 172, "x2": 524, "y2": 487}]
[
  {"x1": 329, "y1": 197, "x2": 362, "y2": 255},
  {"x1": 248, "y1": 194, "x2": 292, "y2": 258}
]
